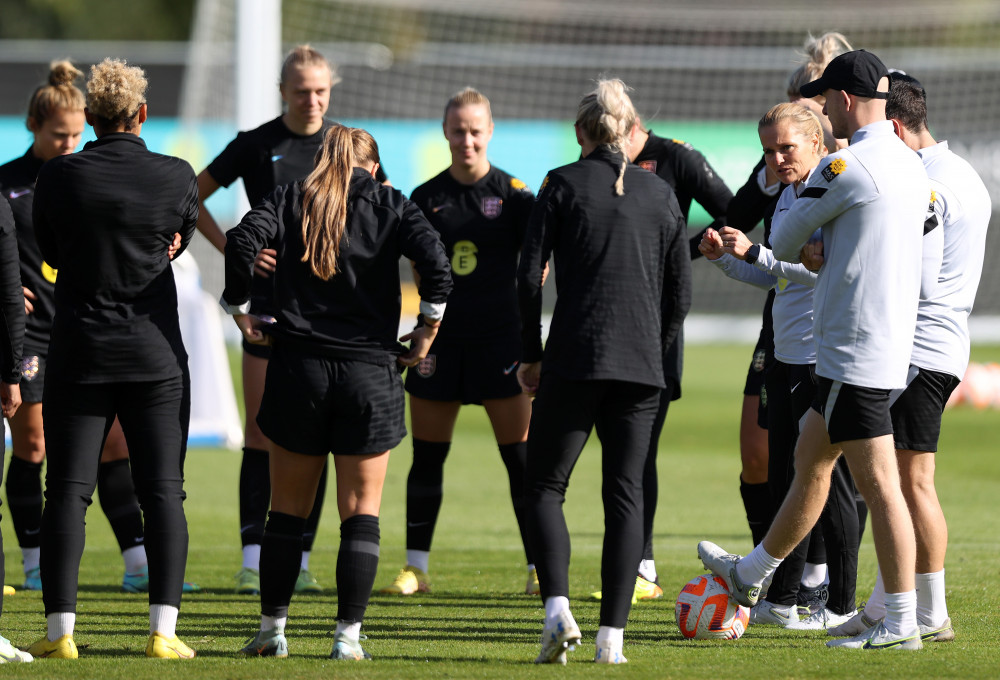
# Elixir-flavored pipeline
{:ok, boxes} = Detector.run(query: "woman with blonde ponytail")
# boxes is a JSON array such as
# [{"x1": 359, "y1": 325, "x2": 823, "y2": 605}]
[
  {"x1": 516, "y1": 79, "x2": 691, "y2": 665},
  {"x1": 222, "y1": 125, "x2": 451, "y2": 661}
]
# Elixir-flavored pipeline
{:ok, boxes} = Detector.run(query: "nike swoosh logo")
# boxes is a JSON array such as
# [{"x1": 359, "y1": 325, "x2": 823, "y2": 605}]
[
  {"x1": 240, "y1": 524, "x2": 257, "y2": 533},
  {"x1": 7, "y1": 189, "x2": 30, "y2": 200},
  {"x1": 503, "y1": 361, "x2": 519, "y2": 375},
  {"x1": 407, "y1": 521, "x2": 431, "y2": 528},
  {"x1": 0, "y1": 650, "x2": 17, "y2": 662},
  {"x1": 790, "y1": 381, "x2": 802, "y2": 394},
  {"x1": 432, "y1": 204, "x2": 450, "y2": 213},
  {"x1": 864, "y1": 634, "x2": 919, "y2": 649},
  {"x1": 271, "y1": 154, "x2": 284, "y2": 162}
]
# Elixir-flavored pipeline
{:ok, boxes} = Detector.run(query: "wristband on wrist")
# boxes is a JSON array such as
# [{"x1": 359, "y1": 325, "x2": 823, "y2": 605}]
[{"x1": 745, "y1": 243, "x2": 761, "y2": 265}]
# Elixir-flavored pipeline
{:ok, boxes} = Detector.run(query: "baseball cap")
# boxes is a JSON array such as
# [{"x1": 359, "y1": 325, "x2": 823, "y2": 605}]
[{"x1": 800, "y1": 49, "x2": 890, "y2": 100}]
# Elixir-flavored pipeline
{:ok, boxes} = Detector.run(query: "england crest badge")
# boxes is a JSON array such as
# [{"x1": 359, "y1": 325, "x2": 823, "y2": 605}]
[
  {"x1": 481, "y1": 196, "x2": 503, "y2": 218},
  {"x1": 416, "y1": 354, "x2": 437, "y2": 378}
]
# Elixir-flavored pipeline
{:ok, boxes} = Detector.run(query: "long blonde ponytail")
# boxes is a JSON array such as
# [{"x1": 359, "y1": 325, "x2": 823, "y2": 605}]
[{"x1": 300, "y1": 126, "x2": 379, "y2": 280}]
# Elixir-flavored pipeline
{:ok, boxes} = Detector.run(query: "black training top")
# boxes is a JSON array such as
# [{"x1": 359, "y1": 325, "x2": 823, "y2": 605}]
[
  {"x1": 206, "y1": 116, "x2": 388, "y2": 316},
  {"x1": 0, "y1": 149, "x2": 57, "y2": 356},
  {"x1": 518, "y1": 147, "x2": 692, "y2": 387},
  {"x1": 0, "y1": 196, "x2": 23, "y2": 384},
  {"x1": 634, "y1": 130, "x2": 732, "y2": 224},
  {"x1": 33, "y1": 133, "x2": 198, "y2": 383},
  {"x1": 634, "y1": 131, "x2": 733, "y2": 397},
  {"x1": 207, "y1": 117, "x2": 334, "y2": 209},
  {"x1": 410, "y1": 165, "x2": 533, "y2": 341},
  {"x1": 223, "y1": 169, "x2": 452, "y2": 365}
]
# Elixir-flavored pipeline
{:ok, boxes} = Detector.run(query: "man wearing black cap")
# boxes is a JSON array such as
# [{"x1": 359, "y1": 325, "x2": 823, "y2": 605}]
[{"x1": 697, "y1": 50, "x2": 932, "y2": 651}]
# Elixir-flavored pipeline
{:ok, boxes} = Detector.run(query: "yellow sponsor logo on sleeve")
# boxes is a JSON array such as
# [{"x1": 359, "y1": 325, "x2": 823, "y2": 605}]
[{"x1": 42, "y1": 262, "x2": 57, "y2": 284}]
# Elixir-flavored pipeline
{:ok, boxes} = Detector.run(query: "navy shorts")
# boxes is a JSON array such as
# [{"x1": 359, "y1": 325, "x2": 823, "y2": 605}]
[
  {"x1": 18, "y1": 353, "x2": 46, "y2": 403},
  {"x1": 889, "y1": 366, "x2": 960, "y2": 453},
  {"x1": 404, "y1": 333, "x2": 523, "y2": 405},
  {"x1": 257, "y1": 346, "x2": 406, "y2": 456},
  {"x1": 813, "y1": 377, "x2": 893, "y2": 445}
]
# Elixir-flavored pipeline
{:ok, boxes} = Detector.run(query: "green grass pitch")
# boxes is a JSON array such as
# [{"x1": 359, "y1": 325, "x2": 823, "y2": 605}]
[{"x1": 0, "y1": 343, "x2": 997, "y2": 678}]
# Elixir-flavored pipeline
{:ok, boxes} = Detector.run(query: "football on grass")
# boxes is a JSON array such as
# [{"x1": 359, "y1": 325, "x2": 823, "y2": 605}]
[{"x1": 675, "y1": 574, "x2": 750, "y2": 640}]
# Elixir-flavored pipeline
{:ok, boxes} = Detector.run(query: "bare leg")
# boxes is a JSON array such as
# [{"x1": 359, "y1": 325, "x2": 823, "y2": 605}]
[
  {"x1": 740, "y1": 395, "x2": 768, "y2": 484},
  {"x1": 483, "y1": 393, "x2": 531, "y2": 446},
  {"x1": 840, "y1": 436, "x2": 915, "y2": 595},
  {"x1": 761, "y1": 410, "x2": 840, "y2": 560},
  {"x1": 898, "y1": 451, "x2": 946, "y2": 573}
]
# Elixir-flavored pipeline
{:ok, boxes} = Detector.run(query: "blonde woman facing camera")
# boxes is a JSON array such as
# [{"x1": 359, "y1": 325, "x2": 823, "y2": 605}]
[
  {"x1": 28, "y1": 58, "x2": 198, "y2": 660},
  {"x1": 379, "y1": 88, "x2": 537, "y2": 597},
  {"x1": 701, "y1": 103, "x2": 863, "y2": 630},
  {"x1": 518, "y1": 79, "x2": 691, "y2": 664}
]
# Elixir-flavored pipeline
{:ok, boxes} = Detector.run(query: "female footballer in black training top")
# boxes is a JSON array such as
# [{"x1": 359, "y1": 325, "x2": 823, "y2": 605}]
[
  {"x1": 223, "y1": 126, "x2": 451, "y2": 661},
  {"x1": 0, "y1": 60, "x2": 197, "y2": 597},
  {"x1": 518, "y1": 79, "x2": 691, "y2": 665},
  {"x1": 197, "y1": 44, "x2": 385, "y2": 595},
  {"x1": 28, "y1": 57, "x2": 199, "y2": 660},
  {"x1": 379, "y1": 88, "x2": 538, "y2": 597}
]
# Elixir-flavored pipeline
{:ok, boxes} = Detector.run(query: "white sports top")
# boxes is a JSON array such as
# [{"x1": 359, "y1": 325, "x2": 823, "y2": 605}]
[
  {"x1": 713, "y1": 179, "x2": 818, "y2": 365},
  {"x1": 910, "y1": 141, "x2": 993, "y2": 379},
  {"x1": 770, "y1": 121, "x2": 930, "y2": 389}
]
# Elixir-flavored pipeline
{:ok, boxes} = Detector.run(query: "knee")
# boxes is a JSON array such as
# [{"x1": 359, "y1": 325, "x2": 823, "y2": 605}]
[
  {"x1": 740, "y1": 442, "x2": 769, "y2": 483},
  {"x1": 899, "y1": 466, "x2": 936, "y2": 507},
  {"x1": 13, "y1": 432, "x2": 46, "y2": 464}
]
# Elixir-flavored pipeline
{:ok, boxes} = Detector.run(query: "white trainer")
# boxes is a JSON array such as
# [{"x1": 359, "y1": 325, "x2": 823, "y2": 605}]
[
  {"x1": 696, "y1": 541, "x2": 761, "y2": 608},
  {"x1": 593, "y1": 641, "x2": 627, "y2": 664},
  {"x1": 535, "y1": 609, "x2": 582, "y2": 665},
  {"x1": 750, "y1": 600, "x2": 800, "y2": 627},
  {"x1": 826, "y1": 621, "x2": 923, "y2": 650},
  {"x1": 918, "y1": 617, "x2": 955, "y2": 642},
  {"x1": 0, "y1": 635, "x2": 31, "y2": 663},
  {"x1": 785, "y1": 607, "x2": 857, "y2": 630},
  {"x1": 827, "y1": 609, "x2": 882, "y2": 637}
]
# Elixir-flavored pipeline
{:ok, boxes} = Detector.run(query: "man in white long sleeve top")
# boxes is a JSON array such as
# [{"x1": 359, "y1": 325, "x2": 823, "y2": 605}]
[
  {"x1": 833, "y1": 72, "x2": 992, "y2": 644},
  {"x1": 697, "y1": 50, "x2": 933, "y2": 651}
]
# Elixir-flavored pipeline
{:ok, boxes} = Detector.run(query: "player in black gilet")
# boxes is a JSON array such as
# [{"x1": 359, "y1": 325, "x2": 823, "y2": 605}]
[
  {"x1": 196, "y1": 45, "x2": 386, "y2": 595},
  {"x1": 0, "y1": 61, "x2": 196, "y2": 597},
  {"x1": 378, "y1": 88, "x2": 538, "y2": 596}
]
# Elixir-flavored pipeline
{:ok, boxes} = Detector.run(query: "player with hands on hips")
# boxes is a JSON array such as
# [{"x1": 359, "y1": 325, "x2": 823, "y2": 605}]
[{"x1": 223, "y1": 126, "x2": 450, "y2": 661}]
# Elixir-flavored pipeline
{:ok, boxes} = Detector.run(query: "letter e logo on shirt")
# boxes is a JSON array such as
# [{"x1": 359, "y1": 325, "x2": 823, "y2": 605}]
[{"x1": 451, "y1": 240, "x2": 478, "y2": 276}]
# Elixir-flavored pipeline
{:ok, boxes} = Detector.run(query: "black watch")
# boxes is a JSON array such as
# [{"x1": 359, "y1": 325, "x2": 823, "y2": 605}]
[{"x1": 745, "y1": 243, "x2": 761, "y2": 265}]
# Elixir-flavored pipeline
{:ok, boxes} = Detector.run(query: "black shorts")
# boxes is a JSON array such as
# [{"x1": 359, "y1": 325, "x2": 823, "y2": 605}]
[
  {"x1": 242, "y1": 337, "x2": 273, "y2": 360},
  {"x1": 18, "y1": 353, "x2": 45, "y2": 403},
  {"x1": 889, "y1": 366, "x2": 960, "y2": 453},
  {"x1": 812, "y1": 377, "x2": 893, "y2": 445},
  {"x1": 257, "y1": 347, "x2": 406, "y2": 456},
  {"x1": 404, "y1": 334, "x2": 522, "y2": 405},
  {"x1": 745, "y1": 326, "x2": 775, "y2": 429}
]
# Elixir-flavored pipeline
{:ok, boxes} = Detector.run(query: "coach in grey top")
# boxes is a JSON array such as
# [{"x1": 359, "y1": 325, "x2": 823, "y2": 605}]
[
  {"x1": 840, "y1": 72, "x2": 993, "y2": 643},
  {"x1": 697, "y1": 50, "x2": 932, "y2": 652},
  {"x1": 769, "y1": 104, "x2": 927, "y2": 388}
]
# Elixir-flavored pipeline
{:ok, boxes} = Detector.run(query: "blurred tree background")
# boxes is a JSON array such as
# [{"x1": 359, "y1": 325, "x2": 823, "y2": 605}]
[{"x1": 0, "y1": 0, "x2": 195, "y2": 40}]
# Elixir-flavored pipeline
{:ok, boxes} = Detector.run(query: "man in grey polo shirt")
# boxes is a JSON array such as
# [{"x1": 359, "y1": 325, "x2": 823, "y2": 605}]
[{"x1": 697, "y1": 50, "x2": 931, "y2": 650}]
